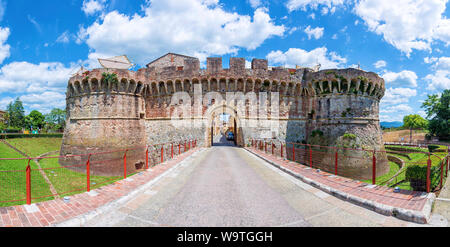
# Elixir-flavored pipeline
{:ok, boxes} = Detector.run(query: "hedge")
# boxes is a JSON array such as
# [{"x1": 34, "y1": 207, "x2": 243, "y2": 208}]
[
  {"x1": 405, "y1": 164, "x2": 441, "y2": 191},
  {"x1": 428, "y1": 145, "x2": 440, "y2": 153},
  {"x1": 0, "y1": 133, "x2": 63, "y2": 139}
]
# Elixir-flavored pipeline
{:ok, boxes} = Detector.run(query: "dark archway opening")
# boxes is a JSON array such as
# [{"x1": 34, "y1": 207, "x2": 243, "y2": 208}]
[{"x1": 211, "y1": 113, "x2": 236, "y2": 147}]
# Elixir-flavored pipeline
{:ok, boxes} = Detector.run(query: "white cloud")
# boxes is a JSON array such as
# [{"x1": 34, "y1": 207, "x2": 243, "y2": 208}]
[
  {"x1": 0, "y1": 0, "x2": 6, "y2": 22},
  {"x1": 288, "y1": 27, "x2": 299, "y2": 35},
  {"x1": 380, "y1": 104, "x2": 413, "y2": 114},
  {"x1": 82, "y1": 0, "x2": 106, "y2": 16},
  {"x1": 0, "y1": 95, "x2": 13, "y2": 110},
  {"x1": 422, "y1": 56, "x2": 450, "y2": 91},
  {"x1": 354, "y1": 0, "x2": 449, "y2": 56},
  {"x1": 0, "y1": 61, "x2": 76, "y2": 113},
  {"x1": 77, "y1": 0, "x2": 285, "y2": 65},
  {"x1": 20, "y1": 91, "x2": 66, "y2": 114},
  {"x1": 382, "y1": 70, "x2": 418, "y2": 88},
  {"x1": 0, "y1": 27, "x2": 10, "y2": 64},
  {"x1": 381, "y1": 87, "x2": 417, "y2": 105},
  {"x1": 308, "y1": 13, "x2": 315, "y2": 19},
  {"x1": 27, "y1": 15, "x2": 42, "y2": 33},
  {"x1": 56, "y1": 31, "x2": 71, "y2": 44},
  {"x1": 424, "y1": 57, "x2": 438, "y2": 64},
  {"x1": 304, "y1": 25, "x2": 324, "y2": 39},
  {"x1": 266, "y1": 47, "x2": 347, "y2": 69},
  {"x1": 424, "y1": 70, "x2": 450, "y2": 91},
  {"x1": 248, "y1": 0, "x2": 262, "y2": 8},
  {"x1": 434, "y1": 18, "x2": 450, "y2": 46},
  {"x1": 417, "y1": 110, "x2": 427, "y2": 119},
  {"x1": 432, "y1": 56, "x2": 450, "y2": 70},
  {"x1": 380, "y1": 103, "x2": 415, "y2": 122},
  {"x1": 373, "y1": 60, "x2": 386, "y2": 69},
  {"x1": 0, "y1": 61, "x2": 76, "y2": 93},
  {"x1": 286, "y1": 0, "x2": 345, "y2": 12}
]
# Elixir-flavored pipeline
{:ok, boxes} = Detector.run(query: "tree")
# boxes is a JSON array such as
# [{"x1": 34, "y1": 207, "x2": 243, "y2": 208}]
[
  {"x1": 6, "y1": 98, "x2": 25, "y2": 128},
  {"x1": 403, "y1": 114, "x2": 428, "y2": 143},
  {"x1": 0, "y1": 122, "x2": 6, "y2": 131},
  {"x1": 24, "y1": 110, "x2": 45, "y2": 130},
  {"x1": 44, "y1": 108, "x2": 66, "y2": 132},
  {"x1": 422, "y1": 89, "x2": 450, "y2": 140}
]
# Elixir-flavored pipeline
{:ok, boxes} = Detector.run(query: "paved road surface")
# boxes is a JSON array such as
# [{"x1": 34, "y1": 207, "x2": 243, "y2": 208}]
[{"x1": 82, "y1": 135, "x2": 427, "y2": 227}]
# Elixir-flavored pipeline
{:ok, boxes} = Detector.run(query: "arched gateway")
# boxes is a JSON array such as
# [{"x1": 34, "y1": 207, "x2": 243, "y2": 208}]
[{"x1": 60, "y1": 53, "x2": 388, "y2": 179}]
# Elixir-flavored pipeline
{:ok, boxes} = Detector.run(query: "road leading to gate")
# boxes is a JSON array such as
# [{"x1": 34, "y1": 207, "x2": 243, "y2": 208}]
[{"x1": 82, "y1": 138, "x2": 425, "y2": 227}]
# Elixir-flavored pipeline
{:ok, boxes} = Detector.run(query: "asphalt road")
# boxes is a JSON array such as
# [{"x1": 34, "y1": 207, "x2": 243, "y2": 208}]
[{"x1": 82, "y1": 135, "x2": 424, "y2": 227}]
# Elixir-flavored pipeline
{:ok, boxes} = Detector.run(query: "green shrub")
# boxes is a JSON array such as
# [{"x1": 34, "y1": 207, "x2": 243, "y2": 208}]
[
  {"x1": 311, "y1": 130, "x2": 323, "y2": 137},
  {"x1": 4, "y1": 127, "x2": 21, "y2": 133},
  {"x1": 0, "y1": 133, "x2": 63, "y2": 139},
  {"x1": 405, "y1": 164, "x2": 440, "y2": 191},
  {"x1": 343, "y1": 133, "x2": 356, "y2": 140},
  {"x1": 428, "y1": 145, "x2": 440, "y2": 153}
]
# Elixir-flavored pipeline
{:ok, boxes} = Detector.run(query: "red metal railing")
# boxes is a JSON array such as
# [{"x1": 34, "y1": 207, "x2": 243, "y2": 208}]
[
  {"x1": 0, "y1": 139, "x2": 198, "y2": 206},
  {"x1": 249, "y1": 138, "x2": 450, "y2": 193}
]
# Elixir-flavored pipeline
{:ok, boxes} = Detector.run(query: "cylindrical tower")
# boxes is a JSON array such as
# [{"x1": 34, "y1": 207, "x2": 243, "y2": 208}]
[{"x1": 60, "y1": 69, "x2": 147, "y2": 176}]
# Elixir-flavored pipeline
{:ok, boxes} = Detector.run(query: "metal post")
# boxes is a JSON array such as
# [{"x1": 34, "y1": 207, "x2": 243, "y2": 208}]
[
  {"x1": 440, "y1": 157, "x2": 444, "y2": 189},
  {"x1": 26, "y1": 159, "x2": 31, "y2": 205},
  {"x1": 445, "y1": 155, "x2": 450, "y2": 176},
  {"x1": 145, "y1": 147, "x2": 149, "y2": 169},
  {"x1": 171, "y1": 143, "x2": 174, "y2": 159},
  {"x1": 281, "y1": 143, "x2": 284, "y2": 158},
  {"x1": 292, "y1": 144, "x2": 295, "y2": 162},
  {"x1": 265, "y1": 141, "x2": 267, "y2": 153},
  {"x1": 427, "y1": 155, "x2": 431, "y2": 193},
  {"x1": 335, "y1": 150, "x2": 338, "y2": 176},
  {"x1": 124, "y1": 150, "x2": 128, "y2": 179},
  {"x1": 372, "y1": 151, "x2": 376, "y2": 185},
  {"x1": 309, "y1": 144, "x2": 312, "y2": 168},
  {"x1": 272, "y1": 142, "x2": 274, "y2": 155},
  {"x1": 184, "y1": 141, "x2": 186, "y2": 152},
  {"x1": 179, "y1": 143, "x2": 181, "y2": 155},
  {"x1": 87, "y1": 154, "x2": 91, "y2": 192},
  {"x1": 161, "y1": 145, "x2": 164, "y2": 164}
]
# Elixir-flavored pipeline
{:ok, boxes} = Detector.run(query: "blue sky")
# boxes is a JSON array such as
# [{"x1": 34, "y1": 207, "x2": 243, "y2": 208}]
[{"x1": 0, "y1": 0, "x2": 449, "y2": 123}]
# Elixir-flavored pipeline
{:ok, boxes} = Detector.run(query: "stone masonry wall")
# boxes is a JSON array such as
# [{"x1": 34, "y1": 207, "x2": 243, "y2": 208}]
[{"x1": 62, "y1": 55, "x2": 387, "y2": 179}]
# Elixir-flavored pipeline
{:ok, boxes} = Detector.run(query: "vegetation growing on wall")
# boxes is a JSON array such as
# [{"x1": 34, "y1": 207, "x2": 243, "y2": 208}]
[{"x1": 102, "y1": 72, "x2": 118, "y2": 86}]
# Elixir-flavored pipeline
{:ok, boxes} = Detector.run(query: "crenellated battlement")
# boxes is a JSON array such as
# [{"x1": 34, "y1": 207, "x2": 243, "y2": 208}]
[{"x1": 67, "y1": 56, "x2": 385, "y2": 101}]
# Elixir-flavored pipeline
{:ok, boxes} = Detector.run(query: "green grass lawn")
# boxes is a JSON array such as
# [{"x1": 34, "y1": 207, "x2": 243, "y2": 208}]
[
  {"x1": 366, "y1": 145, "x2": 449, "y2": 191},
  {"x1": 0, "y1": 141, "x2": 52, "y2": 206},
  {"x1": 362, "y1": 161, "x2": 401, "y2": 185},
  {"x1": 0, "y1": 138, "x2": 123, "y2": 207},
  {"x1": 38, "y1": 158, "x2": 122, "y2": 198},
  {"x1": 5, "y1": 137, "x2": 62, "y2": 158}
]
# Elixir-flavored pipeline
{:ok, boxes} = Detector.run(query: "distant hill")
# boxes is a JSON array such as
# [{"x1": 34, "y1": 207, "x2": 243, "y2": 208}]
[{"x1": 380, "y1": 121, "x2": 403, "y2": 128}]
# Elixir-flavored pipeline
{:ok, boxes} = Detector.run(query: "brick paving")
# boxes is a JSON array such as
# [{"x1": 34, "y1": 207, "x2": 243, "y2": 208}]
[
  {"x1": 246, "y1": 147, "x2": 430, "y2": 213},
  {"x1": 0, "y1": 147, "x2": 198, "y2": 227},
  {"x1": 0, "y1": 145, "x2": 433, "y2": 227}
]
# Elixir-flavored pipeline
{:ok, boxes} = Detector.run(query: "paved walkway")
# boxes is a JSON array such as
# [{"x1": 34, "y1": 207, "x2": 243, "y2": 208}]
[
  {"x1": 0, "y1": 140, "x2": 445, "y2": 227},
  {"x1": 0, "y1": 147, "x2": 198, "y2": 227},
  {"x1": 246, "y1": 146, "x2": 439, "y2": 224},
  {"x1": 432, "y1": 173, "x2": 450, "y2": 225},
  {"x1": 69, "y1": 145, "x2": 431, "y2": 227}
]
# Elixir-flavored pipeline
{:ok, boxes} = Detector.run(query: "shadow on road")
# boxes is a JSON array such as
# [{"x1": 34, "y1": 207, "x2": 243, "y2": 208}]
[{"x1": 212, "y1": 134, "x2": 236, "y2": 147}]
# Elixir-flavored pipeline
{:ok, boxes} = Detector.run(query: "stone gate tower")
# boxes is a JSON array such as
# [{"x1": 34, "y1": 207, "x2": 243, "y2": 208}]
[{"x1": 61, "y1": 53, "x2": 388, "y2": 179}]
